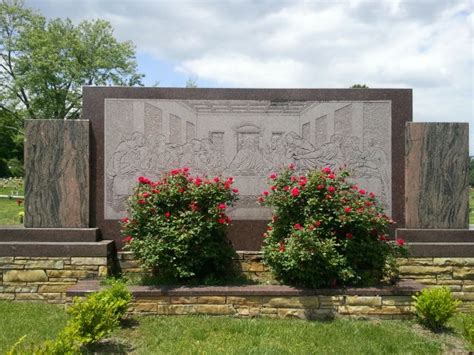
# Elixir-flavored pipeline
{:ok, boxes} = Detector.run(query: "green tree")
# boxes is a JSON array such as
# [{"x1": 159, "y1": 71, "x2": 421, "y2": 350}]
[
  {"x1": 0, "y1": 0, "x2": 144, "y2": 176},
  {"x1": 185, "y1": 77, "x2": 198, "y2": 88},
  {"x1": 350, "y1": 84, "x2": 369, "y2": 88}
]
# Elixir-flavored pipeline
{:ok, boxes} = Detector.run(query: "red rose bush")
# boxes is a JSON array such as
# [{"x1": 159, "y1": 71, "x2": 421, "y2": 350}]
[
  {"x1": 260, "y1": 166, "x2": 407, "y2": 288},
  {"x1": 121, "y1": 168, "x2": 238, "y2": 281}
]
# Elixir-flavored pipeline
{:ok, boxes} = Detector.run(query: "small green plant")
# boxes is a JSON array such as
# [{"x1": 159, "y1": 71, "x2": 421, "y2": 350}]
[
  {"x1": 461, "y1": 308, "x2": 474, "y2": 346},
  {"x1": 121, "y1": 168, "x2": 238, "y2": 281},
  {"x1": 8, "y1": 281, "x2": 132, "y2": 354},
  {"x1": 413, "y1": 286, "x2": 461, "y2": 331},
  {"x1": 260, "y1": 166, "x2": 407, "y2": 288}
]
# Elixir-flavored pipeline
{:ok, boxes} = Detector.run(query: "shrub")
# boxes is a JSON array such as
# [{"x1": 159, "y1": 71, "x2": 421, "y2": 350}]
[
  {"x1": 413, "y1": 286, "x2": 461, "y2": 331},
  {"x1": 8, "y1": 281, "x2": 132, "y2": 354},
  {"x1": 260, "y1": 166, "x2": 407, "y2": 288},
  {"x1": 462, "y1": 309, "x2": 474, "y2": 346},
  {"x1": 121, "y1": 168, "x2": 238, "y2": 281}
]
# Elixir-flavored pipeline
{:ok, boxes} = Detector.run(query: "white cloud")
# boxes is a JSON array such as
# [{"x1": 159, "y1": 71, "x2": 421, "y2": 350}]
[{"x1": 26, "y1": 0, "x2": 474, "y2": 152}]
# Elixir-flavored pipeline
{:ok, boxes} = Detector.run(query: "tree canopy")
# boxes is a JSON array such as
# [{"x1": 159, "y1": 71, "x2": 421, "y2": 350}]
[
  {"x1": 0, "y1": 0, "x2": 144, "y2": 176},
  {"x1": 0, "y1": 0, "x2": 143, "y2": 121}
]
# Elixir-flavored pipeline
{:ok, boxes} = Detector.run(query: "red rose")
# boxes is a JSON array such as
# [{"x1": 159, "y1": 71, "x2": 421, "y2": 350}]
[
  {"x1": 345, "y1": 233, "x2": 353, "y2": 239},
  {"x1": 137, "y1": 199, "x2": 146, "y2": 205},
  {"x1": 270, "y1": 185, "x2": 277, "y2": 191},
  {"x1": 190, "y1": 202, "x2": 199, "y2": 211},
  {"x1": 298, "y1": 180, "x2": 306, "y2": 187},
  {"x1": 232, "y1": 188, "x2": 239, "y2": 193},
  {"x1": 283, "y1": 186, "x2": 290, "y2": 191},
  {"x1": 120, "y1": 217, "x2": 129, "y2": 223},
  {"x1": 359, "y1": 189, "x2": 366, "y2": 195},
  {"x1": 379, "y1": 235, "x2": 387, "y2": 241},
  {"x1": 194, "y1": 178, "x2": 202, "y2": 187},
  {"x1": 317, "y1": 184, "x2": 324, "y2": 190},
  {"x1": 322, "y1": 167, "x2": 331, "y2": 174},
  {"x1": 170, "y1": 169, "x2": 180, "y2": 175},
  {"x1": 291, "y1": 187, "x2": 300, "y2": 196},
  {"x1": 263, "y1": 191, "x2": 269, "y2": 196},
  {"x1": 218, "y1": 203, "x2": 226, "y2": 210},
  {"x1": 142, "y1": 192, "x2": 151, "y2": 198},
  {"x1": 327, "y1": 173, "x2": 335, "y2": 179},
  {"x1": 164, "y1": 212, "x2": 171, "y2": 218},
  {"x1": 218, "y1": 217, "x2": 226, "y2": 224},
  {"x1": 182, "y1": 167, "x2": 190, "y2": 173},
  {"x1": 269, "y1": 173, "x2": 277, "y2": 179},
  {"x1": 258, "y1": 196, "x2": 265, "y2": 203},
  {"x1": 369, "y1": 192, "x2": 375, "y2": 198},
  {"x1": 314, "y1": 220, "x2": 321, "y2": 227},
  {"x1": 351, "y1": 185, "x2": 358, "y2": 190},
  {"x1": 344, "y1": 207, "x2": 352, "y2": 213},
  {"x1": 294, "y1": 223, "x2": 303, "y2": 230},
  {"x1": 178, "y1": 188, "x2": 186, "y2": 193},
  {"x1": 123, "y1": 236, "x2": 133, "y2": 243},
  {"x1": 152, "y1": 189, "x2": 160, "y2": 194},
  {"x1": 213, "y1": 176, "x2": 220, "y2": 182},
  {"x1": 288, "y1": 163, "x2": 296, "y2": 170},
  {"x1": 396, "y1": 238, "x2": 405, "y2": 246},
  {"x1": 278, "y1": 242, "x2": 286, "y2": 252},
  {"x1": 327, "y1": 186, "x2": 336, "y2": 193},
  {"x1": 138, "y1": 176, "x2": 151, "y2": 184},
  {"x1": 267, "y1": 226, "x2": 273, "y2": 231}
]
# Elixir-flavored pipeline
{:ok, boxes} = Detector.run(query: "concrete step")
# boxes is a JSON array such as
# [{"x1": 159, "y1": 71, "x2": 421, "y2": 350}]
[
  {"x1": 0, "y1": 240, "x2": 114, "y2": 257},
  {"x1": 407, "y1": 242, "x2": 474, "y2": 257},
  {"x1": 0, "y1": 227, "x2": 100, "y2": 242}
]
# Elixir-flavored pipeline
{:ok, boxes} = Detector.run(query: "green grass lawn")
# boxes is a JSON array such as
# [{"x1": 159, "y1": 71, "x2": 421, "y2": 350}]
[
  {"x1": 1, "y1": 301, "x2": 471, "y2": 354},
  {"x1": 0, "y1": 185, "x2": 24, "y2": 225},
  {"x1": 0, "y1": 197, "x2": 23, "y2": 225}
]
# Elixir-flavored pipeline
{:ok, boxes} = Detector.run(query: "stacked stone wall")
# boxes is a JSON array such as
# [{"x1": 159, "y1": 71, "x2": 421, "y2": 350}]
[
  {"x1": 0, "y1": 256, "x2": 110, "y2": 303},
  {"x1": 398, "y1": 258, "x2": 474, "y2": 310}
]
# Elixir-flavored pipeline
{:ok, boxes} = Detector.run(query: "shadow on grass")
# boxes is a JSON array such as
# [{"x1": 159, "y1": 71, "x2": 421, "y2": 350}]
[{"x1": 83, "y1": 338, "x2": 133, "y2": 354}]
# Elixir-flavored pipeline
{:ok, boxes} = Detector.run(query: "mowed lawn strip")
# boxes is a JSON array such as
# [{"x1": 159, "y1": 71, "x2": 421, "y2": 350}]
[
  {"x1": 0, "y1": 301, "x2": 69, "y2": 353},
  {"x1": 1, "y1": 301, "x2": 472, "y2": 354}
]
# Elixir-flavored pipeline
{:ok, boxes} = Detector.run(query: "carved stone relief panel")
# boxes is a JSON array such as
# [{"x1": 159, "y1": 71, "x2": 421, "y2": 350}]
[{"x1": 104, "y1": 99, "x2": 392, "y2": 220}]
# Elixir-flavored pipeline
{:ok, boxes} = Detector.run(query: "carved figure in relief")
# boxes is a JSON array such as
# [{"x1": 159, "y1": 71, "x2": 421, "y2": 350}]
[
  {"x1": 229, "y1": 135, "x2": 267, "y2": 175},
  {"x1": 264, "y1": 134, "x2": 287, "y2": 170},
  {"x1": 107, "y1": 132, "x2": 145, "y2": 211},
  {"x1": 358, "y1": 137, "x2": 390, "y2": 204},
  {"x1": 284, "y1": 132, "x2": 315, "y2": 169}
]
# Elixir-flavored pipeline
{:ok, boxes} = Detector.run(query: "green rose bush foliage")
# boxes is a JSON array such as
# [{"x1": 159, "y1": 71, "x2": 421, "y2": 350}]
[
  {"x1": 121, "y1": 167, "x2": 238, "y2": 281},
  {"x1": 259, "y1": 165, "x2": 407, "y2": 288}
]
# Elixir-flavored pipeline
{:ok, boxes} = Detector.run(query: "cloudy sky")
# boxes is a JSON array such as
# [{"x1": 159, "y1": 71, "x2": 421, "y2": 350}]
[{"x1": 27, "y1": 0, "x2": 473, "y2": 153}]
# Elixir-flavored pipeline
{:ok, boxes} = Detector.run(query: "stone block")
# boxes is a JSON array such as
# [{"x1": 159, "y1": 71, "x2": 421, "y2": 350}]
[
  {"x1": 240, "y1": 261, "x2": 266, "y2": 272},
  {"x1": 276, "y1": 308, "x2": 309, "y2": 319},
  {"x1": 196, "y1": 296, "x2": 226, "y2": 304},
  {"x1": 397, "y1": 258, "x2": 434, "y2": 266},
  {"x1": 170, "y1": 297, "x2": 199, "y2": 304},
  {"x1": 0, "y1": 293, "x2": 14, "y2": 300},
  {"x1": 453, "y1": 268, "x2": 474, "y2": 280},
  {"x1": 433, "y1": 258, "x2": 474, "y2": 266},
  {"x1": 4, "y1": 270, "x2": 48, "y2": 282},
  {"x1": 194, "y1": 304, "x2": 235, "y2": 315},
  {"x1": 155, "y1": 305, "x2": 195, "y2": 315},
  {"x1": 46, "y1": 270, "x2": 91, "y2": 278},
  {"x1": 262, "y1": 296, "x2": 319, "y2": 309},
  {"x1": 25, "y1": 119, "x2": 89, "y2": 228},
  {"x1": 38, "y1": 283, "x2": 73, "y2": 293},
  {"x1": 346, "y1": 296, "x2": 382, "y2": 307},
  {"x1": 129, "y1": 302, "x2": 157, "y2": 313},
  {"x1": 25, "y1": 260, "x2": 64, "y2": 269},
  {"x1": 405, "y1": 122, "x2": 469, "y2": 228},
  {"x1": 452, "y1": 292, "x2": 474, "y2": 302},
  {"x1": 235, "y1": 306, "x2": 261, "y2": 317},
  {"x1": 0, "y1": 257, "x2": 15, "y2": 263},
  {"x1": 319, "y1": 296, "x2": 343, "y2": 308},
  {"x1": 226, "y1": 296, "x2": 263, "y2": 306},
  {"x1": 398, "y1": 266, "x2": 452, "y2": 275},
  {"x1": 98, "y1": 266, "x2": 108, "y2": 277},
  {"x1": 462, "y1": 285, "x2": 474, "y2": 292},
  {"x1": 70, "y1": 257, "x2": 107, "y2": 266}
]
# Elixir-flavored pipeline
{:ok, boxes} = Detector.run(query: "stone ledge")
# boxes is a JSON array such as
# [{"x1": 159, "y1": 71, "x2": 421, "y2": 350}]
[
  {"x1": 406, "y1": 243, "x2": 474, "y2": 257},
  {"x1": 0, "y1": 227, "x2": 100, "y2": 243},
  {"x1": 0, "y1": 240, "x2": 114, "y2": 257},
  {"x1": 67, "y1": 279, "x2": 421, "y2": 320},
  {"x1": 67, "y1": 279, "x2": 422, "y2": 298}
]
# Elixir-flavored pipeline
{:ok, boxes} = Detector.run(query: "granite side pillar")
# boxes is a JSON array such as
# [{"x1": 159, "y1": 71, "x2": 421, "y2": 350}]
[
  {"x1": 405, "y1": 122, "x2": 469, "y2": 228},
  {"x1": 25, "y1": 120, "x2": 90, "y2": 228}
]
